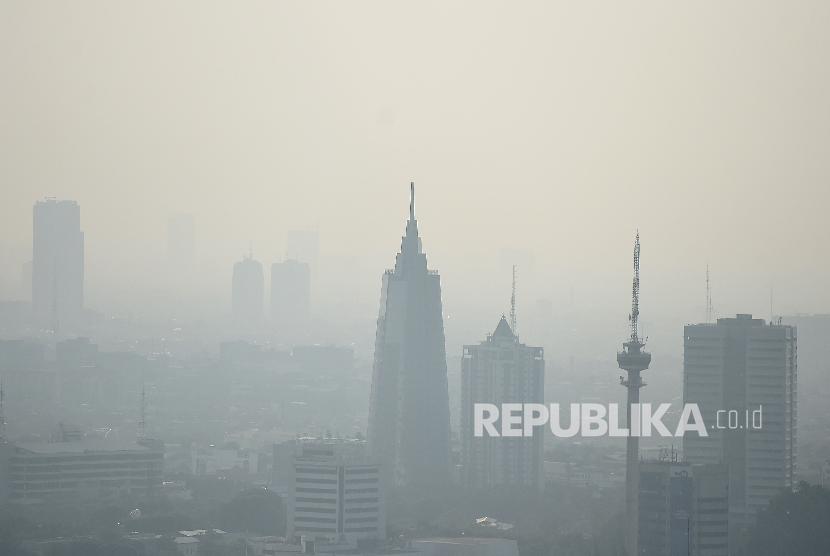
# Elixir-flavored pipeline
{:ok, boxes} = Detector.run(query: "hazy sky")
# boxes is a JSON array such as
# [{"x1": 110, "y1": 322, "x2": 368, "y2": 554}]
[{"x1": 2, "y1": 1, "x2": 830, "y2": 345}]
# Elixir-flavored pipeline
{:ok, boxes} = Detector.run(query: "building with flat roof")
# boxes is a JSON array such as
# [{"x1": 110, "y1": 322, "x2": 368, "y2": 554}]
[
  {"x1": 284, "y1": 438, "x2": 385, "y2": 548},
  {"x1": 683, "y1": 314, "x2": 796, "y2": 541},
  {"x1": 639, "y1": 461, "x2": 729, "y2": 556},
  {"x1": 0, "y1": 433, "x2": 163, "y2": 505},
  {"x1": 232, "y1": 254, "x2": 265, "y2": 324}
]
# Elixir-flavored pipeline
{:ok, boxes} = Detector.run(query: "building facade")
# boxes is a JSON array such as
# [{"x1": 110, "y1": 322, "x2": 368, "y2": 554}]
[
  {"x1": 0, "y1": 435, "x2": 163, "y2": 505},
  {"x1": 367, "y1": 184, "x2": 450, "y2": 488},
  {"x1": 639, "y1": 461, "x2": 729, "y2": 556},
  {"x1": 460, "y1": 316, "x2": 544, "y2": 490},
  {"x1": 286, "y1": 439, "x2": 385, "y2": 548},
  {"x1": 32, "y1": 199, "x2": 84, "y2": 326},
  {"x1": 232, "y1": 255, "x2": 265, "y2": 323},
  {"x1": 683, "y1": 314, "x2": 797, "y2": 538}
]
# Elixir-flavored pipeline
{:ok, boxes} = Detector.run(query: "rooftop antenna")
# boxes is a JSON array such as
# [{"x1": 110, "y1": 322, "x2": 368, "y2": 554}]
[
  {"x1": 706, "y1": 264, "x2": 714, "y2": 323},
  {"x1": 409, "y1": 182, "x2": 415, "y2": 221},
  {"x1": 510, "y1": 265, "x2": 517, "y2": 336},
  {"x1": 629, "y1": 231, "x2": 641, "y2": 343}
]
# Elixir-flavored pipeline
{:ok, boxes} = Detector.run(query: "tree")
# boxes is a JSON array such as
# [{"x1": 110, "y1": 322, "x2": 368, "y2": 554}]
[
  {"x1": 741, "y1": 482, "x2": 830, "y2": 556},
  {"x1": 217, "y1": 488, "x2": 286, "y2": 535}
]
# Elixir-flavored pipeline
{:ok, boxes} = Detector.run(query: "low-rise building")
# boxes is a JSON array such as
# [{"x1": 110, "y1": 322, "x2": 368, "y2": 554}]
[{"x1": 0, "y1": 433, "x2": 163, "y2": 505}]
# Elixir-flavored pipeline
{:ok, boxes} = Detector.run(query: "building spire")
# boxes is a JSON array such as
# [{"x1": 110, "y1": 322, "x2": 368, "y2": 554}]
[{"x1": 409, "y1": 182, "x2": 415, "y2": 221}]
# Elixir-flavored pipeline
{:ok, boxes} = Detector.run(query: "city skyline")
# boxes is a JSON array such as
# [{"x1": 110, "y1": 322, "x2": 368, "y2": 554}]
[{"x1": 2, "y1": 3, "x2": 830, "y2": 554}]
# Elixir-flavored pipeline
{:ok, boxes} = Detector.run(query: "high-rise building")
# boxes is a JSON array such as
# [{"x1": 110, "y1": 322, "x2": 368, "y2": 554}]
[
  {"x1": 284, "y1": 438, "x2": 385, "y2": 549},
  {"x1": 639, "y1": 461, "x2": 729, "y2": 556},
  {"x1": 271, "y1": 259, "x2": 310, "y2": 332},
  {"x1": 683, "y1": 314, "x2": 797, "y2": 539},
  {"x1": 368, "y1": 183, "x2": 450, "y2": 488},
  {"x1": 32, "y1": 199, "x2": 84, "y2": 327},
  {"x1": 460, "y1": 316, "x2": 544, "y2": 490},
  {"x1": 232, "y1": 254, "x2": 264, "y2": 323}
]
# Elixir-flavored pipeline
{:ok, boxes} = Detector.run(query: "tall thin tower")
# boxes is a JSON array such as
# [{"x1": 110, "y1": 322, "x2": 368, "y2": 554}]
[{"x1": 616, "y1": 232, "x2": 651, "y2": 556}]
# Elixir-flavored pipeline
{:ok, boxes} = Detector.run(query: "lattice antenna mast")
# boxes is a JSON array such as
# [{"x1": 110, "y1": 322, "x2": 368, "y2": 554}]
[
  {"x1": 629, "y1": 232, "x2": 641, "y2": 343},
  {"x1": 510, "y1": 265, "x2": 517, "y2": 336}
]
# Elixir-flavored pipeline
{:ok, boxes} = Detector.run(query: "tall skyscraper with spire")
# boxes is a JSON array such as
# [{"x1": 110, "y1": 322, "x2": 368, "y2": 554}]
[{"x1": 368, "y1": 183, "x2": 450, "y2": 488}]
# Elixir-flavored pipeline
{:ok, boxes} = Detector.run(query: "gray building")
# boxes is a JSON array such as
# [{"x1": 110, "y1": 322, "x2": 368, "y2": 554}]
[
  {"x1": 683, "y1": 314, "x2": 797, "y2": 539},
  {"x1": 368, "y1": 184, "x2": 450, "y2": 488},
  {"x1": 232, "y1": 255, "x2": 265, "y2": 324},
  {"x1": 0, "y1": 432, "x2": 163, "y2": 505},
  {"x1": 460, "y1": 316, "x2": 544, "y2": 490},
  {"x1": 32, "y1": 199, "x2": 84, "y2": 327},
  {"x1": 639, "y1": 461, "x2": 729, "y2": 556}
]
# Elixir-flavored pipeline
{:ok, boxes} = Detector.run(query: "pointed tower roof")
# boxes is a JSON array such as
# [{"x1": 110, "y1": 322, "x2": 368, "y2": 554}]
[
  {"x1": 393, "y1": 182, "x2": 427, "y2": 276},
  {"x1": 492, "y1": 315, "x2": 515, "y2": 340}
]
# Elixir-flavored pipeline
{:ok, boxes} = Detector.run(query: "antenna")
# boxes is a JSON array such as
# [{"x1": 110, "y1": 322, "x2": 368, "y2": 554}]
[
  {"x1": 706, "y1": 264, "x2": 713, "y2": 323},
  {"x1": 629, "y1": 232, "x2": 641, "y2": 343},
  {"x1": 510, "y1": 265, "x2": 517, "y2": 336},
  {"x1": 409, "y1": 182, "x2": 415, "y2": 221}
]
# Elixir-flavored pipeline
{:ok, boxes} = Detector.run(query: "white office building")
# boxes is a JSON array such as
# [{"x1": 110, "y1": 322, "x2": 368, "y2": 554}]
[{"x1": 286, "y1": 439, "x2": 385, "y2": 548}]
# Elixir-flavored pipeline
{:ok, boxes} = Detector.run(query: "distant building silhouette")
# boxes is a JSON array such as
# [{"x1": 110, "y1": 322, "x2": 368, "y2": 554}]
[
  {"x1": 271, "y1": 259, "x2": 310, "y2": 333},
  {"x1": 683, "y1": 314, "x2": 797, "y2": 543},
  {"x1": 32, "y1": 199, "x2": 84, "y2": 327},
  {"x1": 232, "y1": 254, "x2": 264, "y2": 324},
  {"x1": 368, "y1": 183, "x2": 450, "y2": 488},
  {"x1": 461, "y1": 316, "x2": 544, "y2": 490}
]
